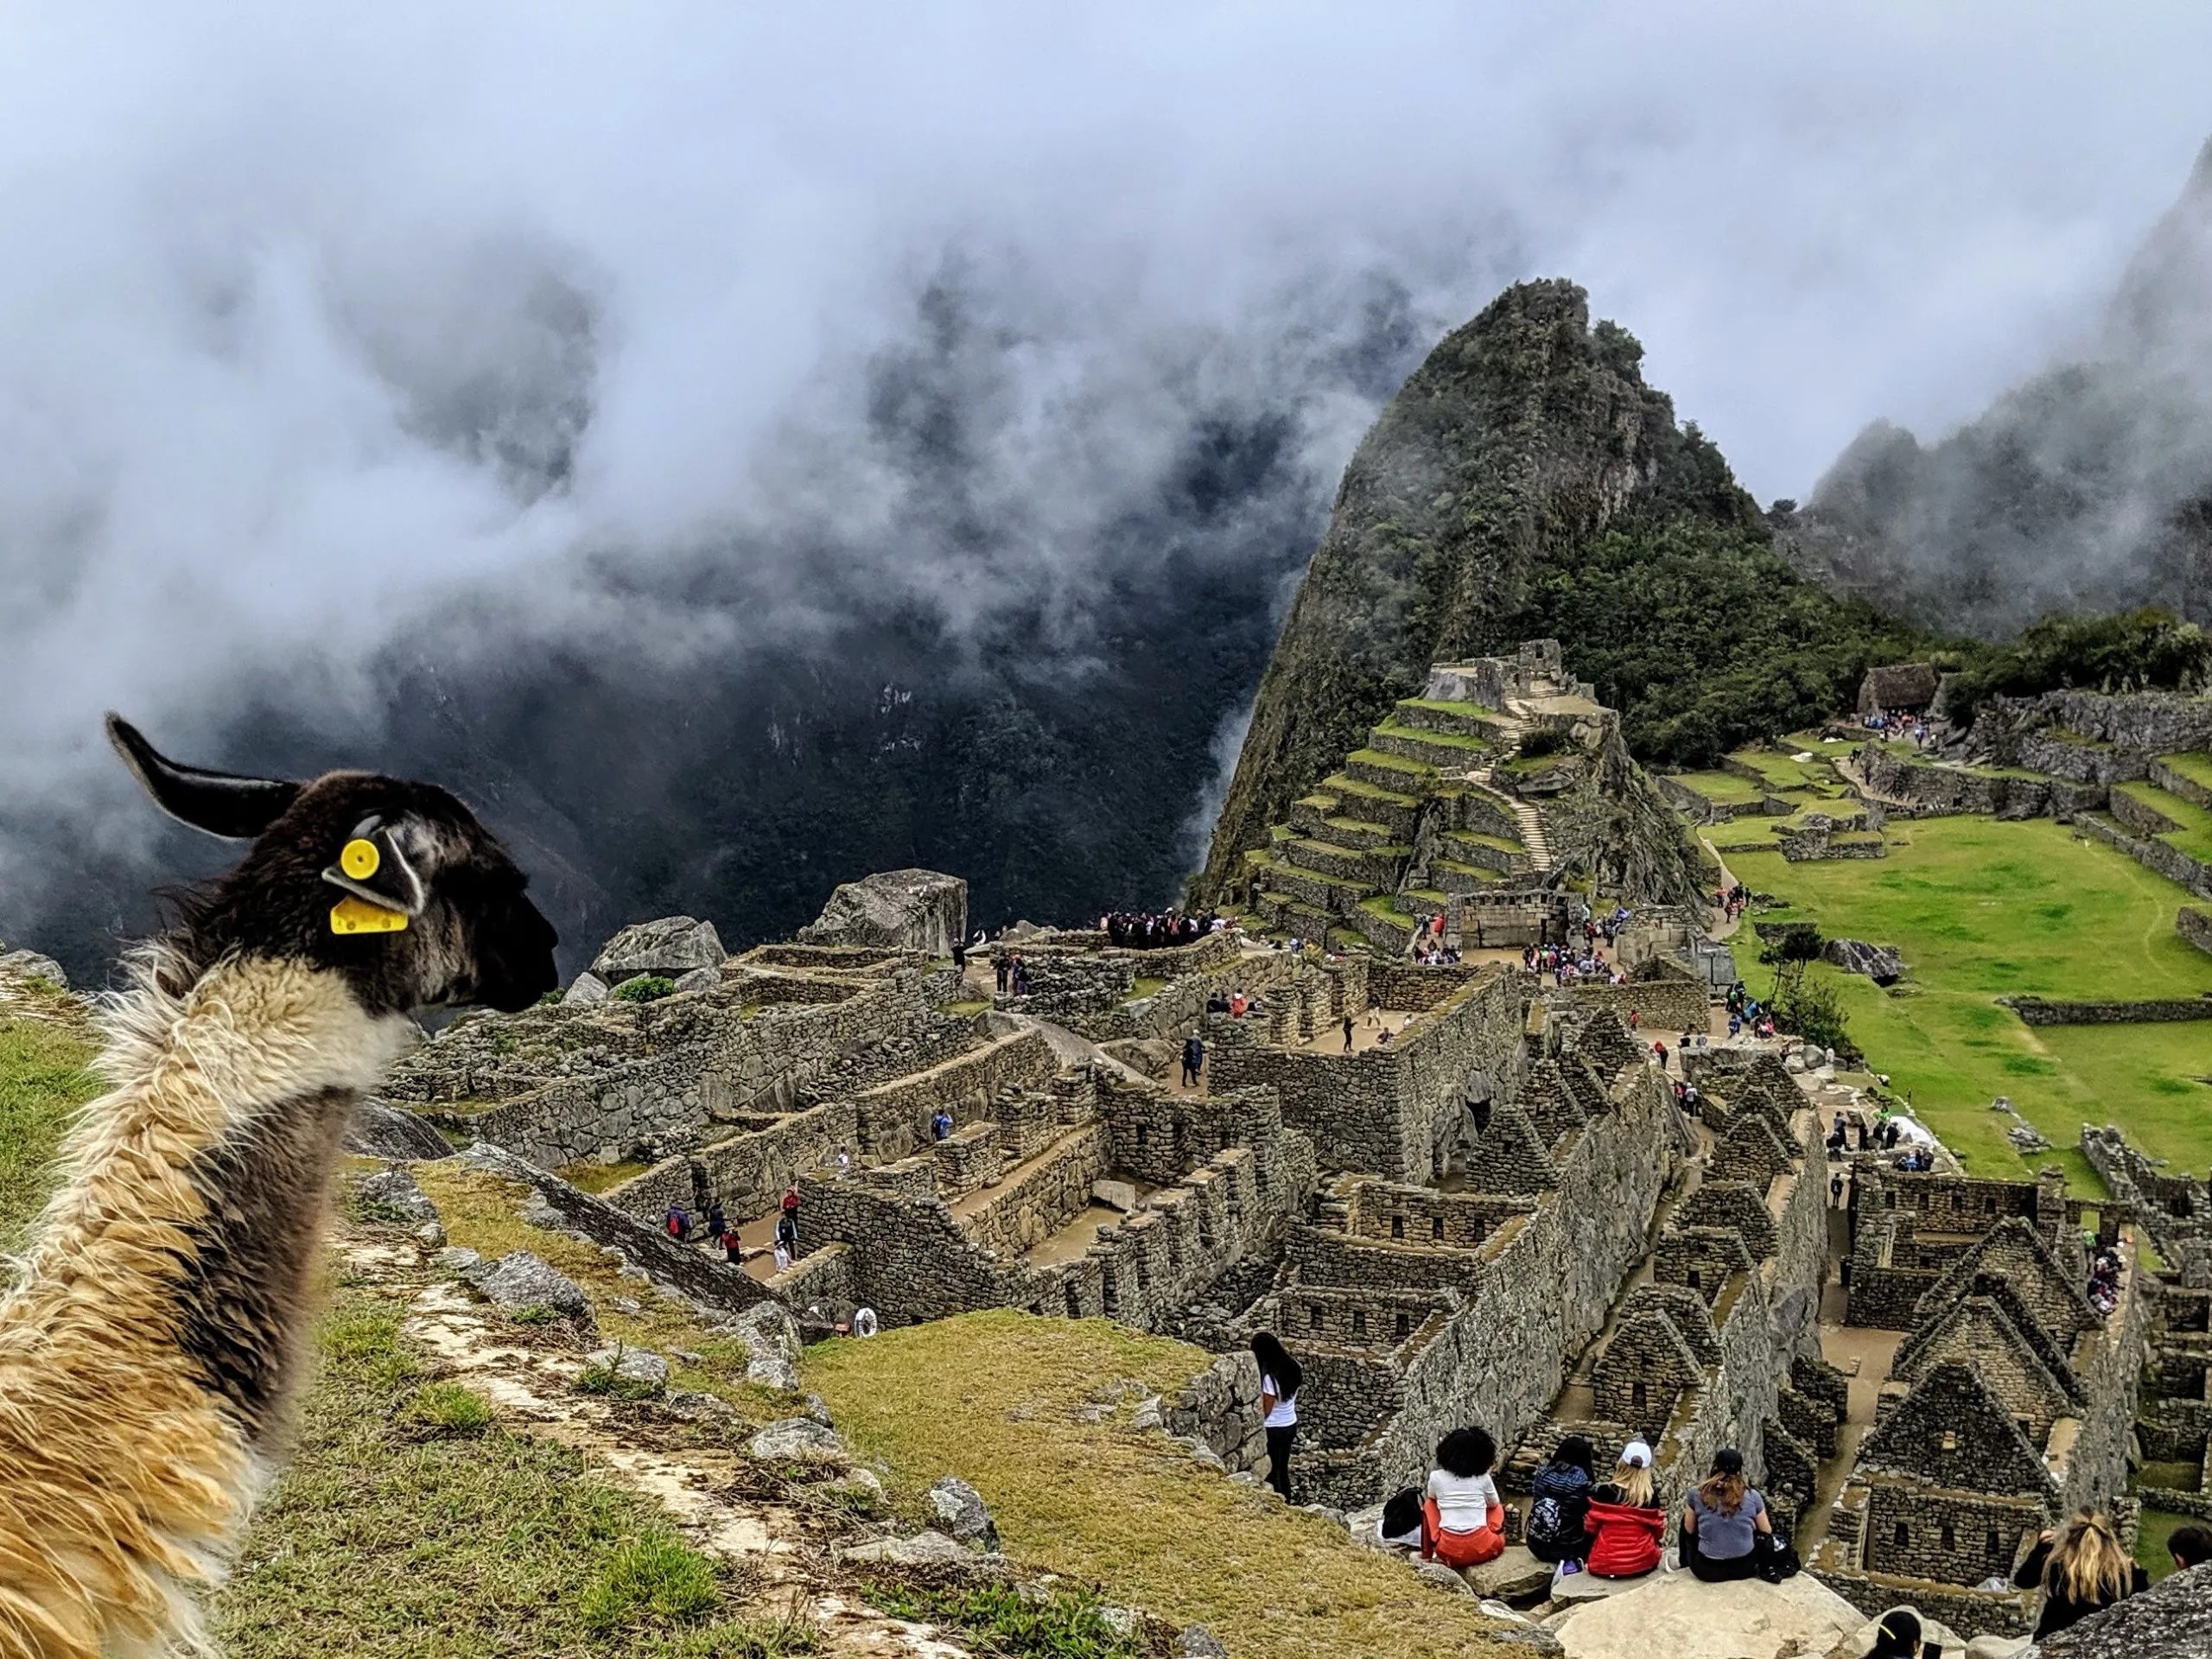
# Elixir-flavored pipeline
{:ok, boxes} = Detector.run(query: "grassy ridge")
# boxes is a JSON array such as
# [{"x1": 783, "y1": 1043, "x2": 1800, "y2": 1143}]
[
  {"x1": 1731, "y1": 817, "x2": 2212, "y2": 1178},
  {"x1": 0, "y1": 995, "x2": 97, "y2": 1244}
]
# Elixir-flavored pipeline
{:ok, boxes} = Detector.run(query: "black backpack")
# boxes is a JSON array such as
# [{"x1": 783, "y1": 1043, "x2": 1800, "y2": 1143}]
[{"x1": 1752, "y1": 1529, "x2": 1802, "y2": 1582}]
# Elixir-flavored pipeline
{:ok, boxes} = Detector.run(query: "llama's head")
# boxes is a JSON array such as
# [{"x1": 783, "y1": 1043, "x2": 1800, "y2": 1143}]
[{"x1": 107, "y1": 715, "x2": 560, "y2": 1015}]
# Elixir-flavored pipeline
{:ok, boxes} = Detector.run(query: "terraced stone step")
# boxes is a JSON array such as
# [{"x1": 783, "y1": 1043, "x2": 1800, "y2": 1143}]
[
  {"x1": 1367, "y1": 721, "x2": 1491, "y2": 768},
  {"x1": 1344, "y1": 747, "x2": 1437, "y2": 793},
  {"x1": 1320, "y1": 773, "x2": 1424, "y2": 839},
  {"x1": 1431, "y1": 860, "x2": 1515, "y2": 894},
  {"x1": 1286, "y1": 799, "x2": 1397, "y2": 848},
  {"x1": 1439, "y1": 830, "x2": 1529, "y2": 874},
  {"x1": 1281, "y1": 836, "x2": 1408, "y2": 889},
  {"x1": 1347, "y1": 894, "x2": 1416, "y2": 953},
  {"x1": 1391, "y1": 696, "x2": 1514, "y2": 744}
]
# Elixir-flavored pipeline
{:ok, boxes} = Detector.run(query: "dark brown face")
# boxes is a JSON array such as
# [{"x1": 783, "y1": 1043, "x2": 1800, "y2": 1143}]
[{"x1": 107, "y1": 715, "x2": 560, "y2": 1016}]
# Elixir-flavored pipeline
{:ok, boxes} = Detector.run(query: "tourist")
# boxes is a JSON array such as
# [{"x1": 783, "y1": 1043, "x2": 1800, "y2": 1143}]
[
  {"x1": 1679, "y1": 1446, "x2": 1771, "y2": 1580},
  {"x1": 1421, "y1": 1426, "x2": 1506, "y2": 1568},
  {"x1": 1868, "y1": 1610, "x2": 1940, "y2": 1659},
  {"x1": 1653, "y1": 1040, "x2": 1669, "y2": 1071},
  {"x1": 852, "y1": 1306, "x2": 880, "y2": 1338},
  {"x1": 705, "y1": 1202, "x2": 728, "y2": 1246},
  {"x1": 774, "y1": 1209, "x2": 799, "y2": 1257},
  {"x1": 664, "y1": 1203, "x2": 690, "y2": 1241},
  {"x1": 1181, "y1": 1033, "x2": 1205, "y2": 1088},
  {"x1": 1342, "y1": 1013, "x2": 1355, "y2": 1052},
  {"x1": 836, "y1": 1145, "x2": 852, "y2": 1176},
  {"x1": 2170, "y1": 1522, "x2": 2212, "y2": 1572},
  {"x1": 724, "y1": 1229, "x2": 744, "y2": 1265},
  {"x1": 1524, "y1": 1433, "x2": 1595, "y2": 1567},
  {"x1": 931, "y1": 1108, "x2": 954, "y2": 1141},
  {"x1": 1376, "y1": 1487, "x2": 1426, "y2": 1550},
  {"x1": 1251, "y1": 1332, "x2": 1302, "y2": 1502},
  {"x1": 2013, "y1": 1510, "x2": 2146, "y2": 1638},
  {"x1": 772, "y1": 1240, "x2": 791, "y2": 1272},
  {"x1": 994, "y1": 953, "x2": 1010, "y2": 995},
  {"x1": 1230, "y1": 989, "x2": 1248, "y2": 1019},
  {"x1": 1583, "y1": 1438, "x2": 1665, "y2": 1580}
]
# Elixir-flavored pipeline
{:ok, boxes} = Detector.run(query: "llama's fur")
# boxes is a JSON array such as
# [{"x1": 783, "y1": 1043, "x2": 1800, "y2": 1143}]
[{"x1": 0, "y1": 950, "x2": 411, "y2": 1659}]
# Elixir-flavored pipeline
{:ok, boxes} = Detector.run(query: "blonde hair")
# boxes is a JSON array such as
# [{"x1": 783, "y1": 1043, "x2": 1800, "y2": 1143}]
[
  {"x1": 2044, "y1": 1511, "x2": 2133, "y2": 1607},
  {"x1": 1696, "y1": 1469, "x2": 1746, "y2": 1516},
  {"x1": 1611, "y1": 1461, "x2": 1655, "y2": 1507}
]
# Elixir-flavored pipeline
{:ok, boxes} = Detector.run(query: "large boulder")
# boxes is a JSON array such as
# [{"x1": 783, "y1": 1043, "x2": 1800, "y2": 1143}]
[
  {"x1": 354, "y1": 1166, "x2": 441, "y2": 1226},
  {"x1": 346, "y1": 1098, "x2": 454, "y2": 1160},
  {"x1": 726, "y1": 1301, "x2": 804, "y2": 1391},
  {"x1": 798, "y1": 869, "x2": 968, "y2": 957},
  {"x1": 925, "y1": 1475, "x2": 1001, "y2": 1550},
  {"x1": 0, "y1": 949, "x2": 67, "y2": 988},
  {"x1": 463, "y1": 1250, "x2": 596, "y2": 1332},
  {"x1": 2025, "y1": 1562, "x2": 2212, "y2": 1656},
  {"x1": 1553, "y1": 1569, "x2": 1865, "y2": 1659},
  {"x1": 1822, "y1": 938, "x2": 1904, "y2": 985},
  {"x1": 590, "y1": 917, "x2": 725, "y2": 983}
]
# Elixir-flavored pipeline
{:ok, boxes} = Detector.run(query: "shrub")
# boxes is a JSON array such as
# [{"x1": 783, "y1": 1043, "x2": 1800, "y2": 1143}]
[
  {"x1": 403, "y1": 1381, "x2": 493, "y2": 1435},
  {"x1": 509, "y1": 1304, "x2": 556, "y2": 1326},
  {"x1": 1938, "y1": 607, "x2": 2212, "y2": 725},
  {"x1": 578, "y1": 1533, "x2": 721, "y2": 1633},
  {"x1": 857, "y1": 1580, "x2": 1141, "y2": 1659},
  {"x1": 614, "y1": 975, "x2": 677, "y2": 1003}
]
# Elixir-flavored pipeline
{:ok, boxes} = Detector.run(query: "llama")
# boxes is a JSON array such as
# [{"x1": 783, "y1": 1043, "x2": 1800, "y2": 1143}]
[{"x1": 0, "y1": 717, "x2": 557, "y2": 1659}]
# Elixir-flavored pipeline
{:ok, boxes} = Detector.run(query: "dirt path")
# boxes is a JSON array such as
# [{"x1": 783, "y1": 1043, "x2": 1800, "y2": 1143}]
[{"x1": 341, "y1": 1237, "x2": 975, "y2": 1658}]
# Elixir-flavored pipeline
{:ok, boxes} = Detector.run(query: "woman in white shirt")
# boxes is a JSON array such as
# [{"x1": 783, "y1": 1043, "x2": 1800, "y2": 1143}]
[
  {"x1": 1250, "y1": 1332, "x2": 1303, "y2": 1502},
  {"x1": 1422, "y1": 1425, "x2": 1506, "y2": 1568}
]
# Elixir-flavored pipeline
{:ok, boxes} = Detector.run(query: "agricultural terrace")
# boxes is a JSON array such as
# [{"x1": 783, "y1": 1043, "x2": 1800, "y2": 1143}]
[{"x1": 1729, "y1": 816, "x2": 2212, "y2": 1185}]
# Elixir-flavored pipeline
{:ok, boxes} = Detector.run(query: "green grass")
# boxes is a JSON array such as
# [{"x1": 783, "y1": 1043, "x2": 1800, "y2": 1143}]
[
  {"x1": 804, "y1": 1312, "x2": 1525, "y2": 1659},
  {"x1": 0, "y1": 1001, "x2": 96, "y2": 1246},
  {"x1": 2136, "y1": 1508, "x2": 2199, "y2": 1584},
  {"x1": 1669, "y1": 770, "x2": 1764, "y2": 806},
  {"x1": 556, "y1": 1160, "x2": 653, "y2": 1194},
  {"x1": 857, "y1": 1580, "x2": 1139, "y2": 1659},
  {"x1": 1727, "y1": 747, "x2": 1834, "y2": 791},
  {"x1": 1395, "y1": 696, "x2": 1497, "y2": 718},
  {"x1": 1371, "y1": 721, "x2": 1488, "y2": 751},
  {"x1": 215, "y1": 1296, "x2": 794, "y2": 1657},
  {"x1": 1730, "y1": 816, "x2": 2212, "y2": 1178},
  {"x1": 2161, "y1": 752, "x2": 2212, "y2": 792},
  {"x1": 1323, "y1": 773, "x2": 1421, "y2": 807},
  {"x1": 1345, "y1": 747, "x2": 1433, "y2": 779},
  {"x1": 2116, "y1": 779, "x2": 2212, "y2": 861}
]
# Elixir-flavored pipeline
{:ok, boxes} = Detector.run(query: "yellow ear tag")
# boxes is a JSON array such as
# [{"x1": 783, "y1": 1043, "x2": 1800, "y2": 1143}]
[
  {"x1": 330, "y1": 896, "x2": 409, "y2": 935},
  {"x1": 340, "y1": 838, "x2": 382, "y2": 879}
]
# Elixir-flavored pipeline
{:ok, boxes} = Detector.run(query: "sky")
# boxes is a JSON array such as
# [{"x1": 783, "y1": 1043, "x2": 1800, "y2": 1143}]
[{"x1": 1, "y1": 1, "x2": 2209, "y2": 898}]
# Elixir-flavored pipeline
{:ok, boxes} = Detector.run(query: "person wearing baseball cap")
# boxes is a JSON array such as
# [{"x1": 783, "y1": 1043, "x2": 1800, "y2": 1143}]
[{"x1": 1584, "y1": 1438, "x2": 1667, "y2": 1580}]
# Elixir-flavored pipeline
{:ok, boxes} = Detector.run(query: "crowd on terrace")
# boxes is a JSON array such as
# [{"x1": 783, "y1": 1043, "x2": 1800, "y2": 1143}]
[{"x1": 1098, "y1": 909, "x2": 1228, "y2": 949}]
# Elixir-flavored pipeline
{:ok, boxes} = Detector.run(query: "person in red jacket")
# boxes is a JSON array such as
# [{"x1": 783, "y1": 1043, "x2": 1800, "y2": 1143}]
[{"x1": 1583, "y1": 1438, "x2": 1667, "y2": 1580}]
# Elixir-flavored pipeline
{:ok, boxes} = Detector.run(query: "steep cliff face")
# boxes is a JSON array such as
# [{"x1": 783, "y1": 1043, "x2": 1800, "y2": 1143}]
[
  {"x1": 1201, "y1": 278, "x2": 1898, "y2": 892},
  {"x1": 1787, "y1": 137, "x2": 2212, "y2": 638}
]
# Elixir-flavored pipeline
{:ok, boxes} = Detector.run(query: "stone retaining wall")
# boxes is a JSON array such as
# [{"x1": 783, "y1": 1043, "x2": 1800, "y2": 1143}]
[
  {"x1": 962, "y1": 1124, "x2": 1113, "y2": 1258},
  {"x1": 2005, "y1": 994, "x2": 2212, "y2": 1026},
  {"x1": 2075, "y1": 812, "x2": 2212, "y2": 901},
  {"x1": 2182, "y1": 906, "x2": 2212, "y2": 957},
  {"x1": 1162, "y1": 1350, "x2": 1267, "y2": 1475},
  {"x1": 2153, "y1": 756, "x2": 2212, "y2": 810},
  {"x1": 1559, "y1": 975, "x2": 1709, "y2": 1034}
]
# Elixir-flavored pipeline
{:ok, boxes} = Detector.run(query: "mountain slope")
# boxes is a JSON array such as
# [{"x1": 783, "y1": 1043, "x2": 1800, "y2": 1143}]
[
  {"x1": 1201, "y1": 279, "x2": 1916, "y2": 892},
  {"x1": 1786, "y1": 137, "x2": 2212, "y2": 638}
]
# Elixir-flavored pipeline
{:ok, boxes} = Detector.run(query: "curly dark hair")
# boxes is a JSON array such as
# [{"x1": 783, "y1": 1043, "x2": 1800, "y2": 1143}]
[{"x1": 1436, "y1": 1425, "x2": 1497, "y2": 1478}]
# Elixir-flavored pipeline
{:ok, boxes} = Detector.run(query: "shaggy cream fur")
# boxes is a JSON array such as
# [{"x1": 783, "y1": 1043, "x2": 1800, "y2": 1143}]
[{"x1": 0, "y1": 953, "x2": 409, "y2": 1659}]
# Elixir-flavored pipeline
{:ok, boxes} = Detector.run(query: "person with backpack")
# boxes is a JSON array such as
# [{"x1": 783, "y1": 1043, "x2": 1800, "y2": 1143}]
[
  {"x1": 1421, "y1": 1426, "x2": 1506, "y2": 1568},
  {"x1": 1583, "y1": 1438, "x2": 1666, "y2": 1580},
  {"x1": 1523, "y1": 1433, "x2": 1595, "y2": 1567},
  {"x1": 705, "y1": 1202, "x2": 727, "y2": 1247},
  {"x1": 664, "y1": 1204, "x2": 690, "y2": 1240},
  {"x1": 1181, "y1": 1033, "x2": 1205, "y2": 1089}
]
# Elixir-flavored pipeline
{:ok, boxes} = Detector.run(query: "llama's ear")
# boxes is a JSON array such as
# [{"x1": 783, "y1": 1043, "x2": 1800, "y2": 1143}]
[{"x1": 105, "y1": 715, "x2": 302, "y2": 840}]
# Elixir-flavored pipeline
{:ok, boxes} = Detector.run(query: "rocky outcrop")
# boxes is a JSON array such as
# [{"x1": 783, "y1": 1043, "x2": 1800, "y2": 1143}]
[
  {"x1": 1201, "y1": 279, "x2": 1774, "y2": 888},
  {"x1": 798, "y1": 869, "x2": 968, "y2": 957},
  {"x1": 1550, "y1": 1570, "x2": 1866, "y2": 1659},
  {"x1": 346, "y1": 1097, "x2": 455, "y2": 1160},
  {"x1": 1823, "y1": 938, "x2": 1904, "y2": 984},
  {"x1": 2024, "y1": 1562, "x2": 2212, "y2": 1657},
  {"x1": 590, "y1": 916, "x2": 726, "y2": 982}
]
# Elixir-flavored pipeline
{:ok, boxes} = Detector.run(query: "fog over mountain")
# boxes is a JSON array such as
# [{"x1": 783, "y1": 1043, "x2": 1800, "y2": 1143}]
[
  {"x1": 1789, "y1": 137, "x2": 2212, "y2": 637},
  {"x1": 2, "y1": 4, "x2": 2208, "y2": 975}
]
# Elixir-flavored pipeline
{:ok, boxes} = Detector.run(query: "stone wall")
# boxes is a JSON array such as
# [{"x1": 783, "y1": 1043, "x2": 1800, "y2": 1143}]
[
  {"x1": 1855, "y1": 747, "x2": 2077, "y2": 818},
  {"x1": 2080, "y1": 1125, "x2": 2209, "y2": 1263},
  {"x1": 2153, "y1": 755, "x2": 2212, "y2": 810},
  {"x1": 1208, "y1": 966, "x2": 1528, "y2": 1181},
  {"x1": 2075, "y1": 811, "x2": 2212, "y2": 901},
  {"x1": 2006, "y1": 995, "x2": 2212, "y2": 1026},
  {"x1": 1847, "y1": 1169, "x2": 2063, "y2": 1328},
  {"x1": 1162, "y1": 1350, "x2": 1268, "y2": 1475},
  {"x1": 962, "y1": 1125, "x2": 1113, "y2": 1258},
  {"x1": 1290, "y1": 1066, "x2": 1682, "y2": 1509},
  {"x1": 1365, "y1": 960, "x2": 1485, "y2": 1012},
  {"x1": 1559, "y1": 974, "x2": 1709, "y2": 1034},
  {"x1": 2182, "y1": 906, "x2": 2212, "y2": 957}
]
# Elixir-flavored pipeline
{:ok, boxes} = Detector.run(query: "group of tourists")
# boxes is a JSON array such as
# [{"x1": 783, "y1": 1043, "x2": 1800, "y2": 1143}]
[
  {"x1": 1100, "y1": 910, "x2": 1224, "y2": 950},
  {"x1": 993, "y1": 952, "x2": 1032, "y2": 995},
  {"x1": 1203, "y1": 988, "x2": 1264, "y2": 1019},
  {"x1": 1521, "y1": 942, "x2": 1624, "y2": 986},
  {"x1": 2086, "y1": 1242, "x2": 2125, "y2": 1316},
  {"x1": 1715, "y1": 882, "x2": 1749, "y2": 926},
  {"x1": 1721, "y1": 982, "x2": 1777, "y2": 1040},
  {"x1": 1862, "y1": 708, "x2": 1932, "y2": 748}
]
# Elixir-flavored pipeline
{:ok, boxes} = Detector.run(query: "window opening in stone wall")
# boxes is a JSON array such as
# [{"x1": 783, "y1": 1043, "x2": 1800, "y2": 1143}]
[
  {"x1": 1687, "y1": 1268, "x2": 1701, "y2": 1289},
  {"x1": 1631, "y1": 1381, "x2": 1647, "y2": 1412},
  {"x1": 1432, "y1": 1217, "x2": 1446, "y2": 1240},
  {"x1": 1309, "y1": 1305, "x2": 1324, "y2": 1332},
  {"x1": 1391, "y1": 1216, "x2": 1405, "y2": 1239},
  {"x1": 2016, "y1": 1417, "x2": 2032, "y2": 1440},
  {"x1": 1395, "y1": 1312, "x2": 1410, "y2": 1338},
  {"x1": 1894, "y1": 1522, "x2": 1910, "y2": 1548},
  {"x1": 1941, "y1": 1523, "x2": 1955, "y2": 1552},
  {"x1": 1986, "y1": 1529, "x2": 2000, "y2": 1558},
  {"x1": 1135, "y1": 1123, "x2": 1147, "y2": 1147},
  {"x1": 1351, "y1": 1309, "x2": 1367, "y2": 1337}
]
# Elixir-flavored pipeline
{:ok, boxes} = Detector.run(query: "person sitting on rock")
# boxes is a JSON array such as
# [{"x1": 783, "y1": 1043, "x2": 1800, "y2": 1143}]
[
  {"x1": 1523, "y1": 1433, "x2": 1595, "y2": 1567},
  {"x1": 1583, "y1": 1438, "x2": 1666, "y2": 1580},
  {"x1": 1376, "y1": 1487, "x2": 1425, "y2": 1551},
  {"x1": 1679, "y1": 1446, "x2": 1770, "y2": 1581},
  {"x1": 2014, "y1": 1510, "x2": 2146, "y2": 1640},
  {"x1": 2171, "y1": 1522, "x2": 2212, "y2": 1574},
  {"x1": 1421, "y1": 1425, "x2": 1505, "y2": 1569}
]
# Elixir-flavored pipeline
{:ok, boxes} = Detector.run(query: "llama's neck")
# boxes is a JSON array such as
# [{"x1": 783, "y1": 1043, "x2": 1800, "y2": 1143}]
[{"x1": 7, "y1": 953, "x2": 412, "y2": 1440}]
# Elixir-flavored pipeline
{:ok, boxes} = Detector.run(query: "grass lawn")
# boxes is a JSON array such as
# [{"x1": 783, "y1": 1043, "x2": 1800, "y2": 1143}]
[
  {"x1": 1669, "y1": 771, "x2": 1764, "y2": 807},
  {"x1": 2135, "y1": 1506, "x2": 2197, "y2": 1584},
  {"x1": 2161, "y1": 751, "x2": 2212, "y2": 793},
  {"x1": 804, "y1": 1312, "x2": 1526, "y2": 1659},
  {"x1": 1727, "y1": 747, "x2": 1834, "y2": 791},
  {"x1": 2116, "y1": 779, "x2": 2212, "y2": 862},
  {"x1": 1730, "y1": 816, "x2": 2212, "y2": 1180},
  {"x1": 0, "y1": 994, "x2": 98, "y2": 1244}
]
